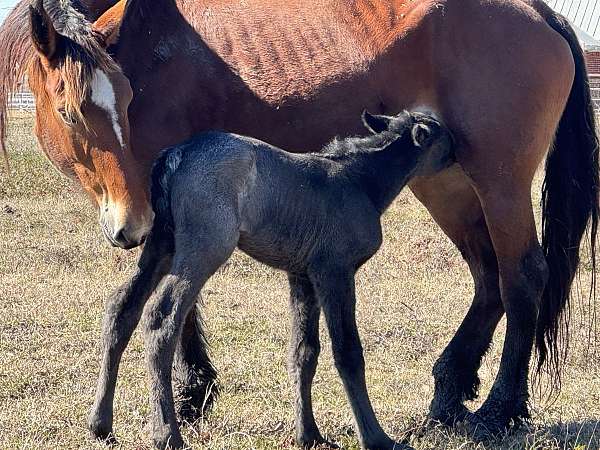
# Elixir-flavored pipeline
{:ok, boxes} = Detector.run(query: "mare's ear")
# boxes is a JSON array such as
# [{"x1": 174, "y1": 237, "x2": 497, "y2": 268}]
[
  {"x1": 411, "y1": 123, "x2": 433, "y2": 148},
  {"x1": 92, "y1": 0, "x2": 126, "y2": 47},
  {"x1": 361, "y1": 110, "x2": 391, "y2": 134},
  {"x1": 29, "y1": 0, "x2": 64, "y2": 63}
]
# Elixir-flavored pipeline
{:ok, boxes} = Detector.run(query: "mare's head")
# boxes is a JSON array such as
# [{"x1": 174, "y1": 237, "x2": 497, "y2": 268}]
[
  {"x1": 27, "y1": 0, "x2": 152, "y2": 248},
  {"x1": 362, "y1": 110, "x2": 454, "y2": 175}
]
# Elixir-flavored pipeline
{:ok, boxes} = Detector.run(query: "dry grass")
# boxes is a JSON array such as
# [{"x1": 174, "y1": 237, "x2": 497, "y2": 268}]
[{"x1": 0, "y1": 115, "x2": 599, "y2": 450}]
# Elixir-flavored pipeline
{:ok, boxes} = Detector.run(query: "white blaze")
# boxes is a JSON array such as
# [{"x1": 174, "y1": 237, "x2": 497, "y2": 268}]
[{"x1": 90, "y1": 69, "x2": 125, "y2": 148}]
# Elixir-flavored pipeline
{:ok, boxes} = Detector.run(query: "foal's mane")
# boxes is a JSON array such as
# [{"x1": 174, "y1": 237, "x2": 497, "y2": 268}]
[
  {"x1": 318, "y1": 117, "x2": 412, "y2": 163},
  {"x1": 0, "y1": 0, "x2": 118, "y2": 160},
  {"x1": 320, "y1": 132, "x2": 400, "y2": 159}
]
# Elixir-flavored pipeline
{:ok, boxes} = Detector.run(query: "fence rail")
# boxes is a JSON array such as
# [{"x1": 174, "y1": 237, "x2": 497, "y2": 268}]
[
  {"x1": 8, "y1": 83, "x2": 600, "y2": 114},
  {"x1": 8, "y1": 92, "x2": 35, "y2": 111}
]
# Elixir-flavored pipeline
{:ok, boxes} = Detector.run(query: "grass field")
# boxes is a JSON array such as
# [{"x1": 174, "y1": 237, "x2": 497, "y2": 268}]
[{"x1": 0, "y1": 114, "x2": 599, "y2": 450}]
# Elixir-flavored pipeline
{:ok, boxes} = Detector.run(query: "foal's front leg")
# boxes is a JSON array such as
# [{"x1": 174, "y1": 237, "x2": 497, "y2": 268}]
[
  {"x1": 309, "y1": 268, "x2": 405, "y2": 450},
  {"x1": 89, "y1": 233, "x2": 172, "y2": 441},
  {"x1": 287, "y1": 273, "x2": 333, "y2": 448}
]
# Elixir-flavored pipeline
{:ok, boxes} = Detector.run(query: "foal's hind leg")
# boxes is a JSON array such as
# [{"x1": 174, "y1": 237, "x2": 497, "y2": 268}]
[
  {"x1": 143, "y1": 228, "x2": 238, "y2": 449},
  {"x1": 89, "y1": 232, "x2": 173, "y2": 441},
  {"x1": 410, "y1": 168, "x2": 504, "y2": 425},
  {"x1": 287, "y1": 273, "x2": 331, "y2": 448},
  {"x1": 309, "y1": 267, "x2": 405, "y2": 450}
]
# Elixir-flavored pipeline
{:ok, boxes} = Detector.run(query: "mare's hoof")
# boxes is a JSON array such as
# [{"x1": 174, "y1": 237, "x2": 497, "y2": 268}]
[
  {"x1": 462, "y1": 412, "x2": 505, "y2": 442},
  {"x1": 462, "y1": 402, "x2": 529, "y2": 442},
  {"x1": 427, "y1": 403, "x2": 470, "y2": 427}
]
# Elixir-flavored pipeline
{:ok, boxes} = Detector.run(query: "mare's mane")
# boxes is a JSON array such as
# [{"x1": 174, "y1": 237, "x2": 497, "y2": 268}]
[{"x1": 0, "y1": 0, "x2": 117, "y2": 160}]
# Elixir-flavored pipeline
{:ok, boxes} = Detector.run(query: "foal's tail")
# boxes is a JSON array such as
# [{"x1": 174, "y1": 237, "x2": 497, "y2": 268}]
[
  {"x1": 150, "y1": 147, "x2": 184, "y2": 242},
  {"x1": 537, "y1": 13, "x2": 599, "y2": 384}
]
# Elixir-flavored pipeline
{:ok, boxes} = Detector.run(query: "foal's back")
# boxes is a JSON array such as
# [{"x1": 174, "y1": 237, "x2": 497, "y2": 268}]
[{"x1": 161, "y1": 131, "x2": 382, "y2": 272}]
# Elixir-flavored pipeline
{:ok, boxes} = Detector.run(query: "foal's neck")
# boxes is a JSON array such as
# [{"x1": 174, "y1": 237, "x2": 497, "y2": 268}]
[{"x1": 322, "y1": 132, "x2": 419, "y2": 213}]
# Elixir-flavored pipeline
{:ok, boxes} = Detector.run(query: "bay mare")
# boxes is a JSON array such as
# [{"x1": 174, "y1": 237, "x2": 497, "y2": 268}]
[{"x1": 0, "y1": 0, "x2": 598, "y2": 443}]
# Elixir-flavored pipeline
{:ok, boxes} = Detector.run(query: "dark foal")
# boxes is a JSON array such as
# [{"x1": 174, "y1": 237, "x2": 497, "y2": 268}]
[{"x1": 95, "y1": 111, "x2": 453, "y2": 450}]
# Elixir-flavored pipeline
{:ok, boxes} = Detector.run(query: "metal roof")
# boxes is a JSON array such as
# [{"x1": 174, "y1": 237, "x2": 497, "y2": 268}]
[{"x1": 546, "y1": 0, "x2": 600, "y2": 43}]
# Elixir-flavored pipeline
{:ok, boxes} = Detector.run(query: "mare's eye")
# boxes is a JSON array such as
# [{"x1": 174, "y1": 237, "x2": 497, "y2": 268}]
[{"x1": 57, "y1": 107, "x2": 77, "y2": 126}]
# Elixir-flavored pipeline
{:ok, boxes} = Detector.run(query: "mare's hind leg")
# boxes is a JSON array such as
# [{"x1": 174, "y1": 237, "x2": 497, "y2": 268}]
[
  {"x1": 309, "y1": 267, "x2": 405, "y2": 450},
  {"x1": 410, "y1": 167, "x2": 504, "y2": 425},
  {"x1": 464, "y1": 184, "x2": 548, "y2": 438},
  {"x1": 172, "y1": 307, "x2": 218, "y2": 422},
  {"x1": 287, "y1": 273, "x2": 332, "y2": 448},
  {"x1": 89, "y1": 231, "x2": 173, "y2": 441}
]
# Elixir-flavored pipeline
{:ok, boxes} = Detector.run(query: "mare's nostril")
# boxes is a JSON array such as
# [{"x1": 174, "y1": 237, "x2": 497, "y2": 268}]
[{"x1": 113, "y1": 228, "x2": 128, "y2": 247}]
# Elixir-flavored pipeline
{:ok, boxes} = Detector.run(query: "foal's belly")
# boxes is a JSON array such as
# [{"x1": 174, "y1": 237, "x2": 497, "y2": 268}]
[
  {"x1": 236, "y1": 243, "x2": 293, "y2": 273},
  {"x1": 237, "y1": 226, "x2": 318, "y2": 273},
  {"x1": 236, "y1": 201, "x2": 383, "y2": 274}
]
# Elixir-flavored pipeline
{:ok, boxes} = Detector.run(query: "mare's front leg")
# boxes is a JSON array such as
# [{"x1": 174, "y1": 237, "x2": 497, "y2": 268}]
[
  {"x1": 287, "y1": 273, "x2": 335, "y2": 448},
  {"x1": 143, "y1": 230, "x2": 237, "y2": 449},
  {"x1": 309, "y1": 267, "x2": 406, "y2": 450},
  {"x1": 89, "y1": 232, "x2": 173, "y2": 441}
]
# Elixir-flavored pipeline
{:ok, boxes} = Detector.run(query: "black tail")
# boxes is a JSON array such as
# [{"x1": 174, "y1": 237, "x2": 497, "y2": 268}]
[
  {"x1": 538, "y1": 14, "x2": 599, "y2": 383},
  {"x1": 150, "y1": 147, "x2": 184, "y2": 241}
]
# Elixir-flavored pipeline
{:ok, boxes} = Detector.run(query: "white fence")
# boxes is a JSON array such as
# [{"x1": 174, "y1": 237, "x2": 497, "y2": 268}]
[
  {"x1": 8, "y1": 92, "x2": 35, "y2": 111},
  {"x1": 593, "y1": 88, "x2": 600, "y2": 110},
  {"x1": 7, "y1": 84, "x2": 600, "y2": 114},
  {"x1": 589, "y1": 77, "x2": 600, "y2": 111}
]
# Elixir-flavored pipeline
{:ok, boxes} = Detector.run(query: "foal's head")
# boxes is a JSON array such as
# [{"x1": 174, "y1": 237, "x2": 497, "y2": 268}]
[
  {"x1": 362, "y1": 110, "x2": 454, "y2": 175},
  {"x1": 27, "y1": 0, "x2": 152, "y2": 248}
]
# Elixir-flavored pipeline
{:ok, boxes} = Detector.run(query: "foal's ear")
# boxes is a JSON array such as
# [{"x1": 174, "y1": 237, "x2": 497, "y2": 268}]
[
  {"x1": 411, "y1": 123, "x2": 433, "y2": 148},
  {"x1": 362, "y1": 110, "x2": 391, "y2": 134},
  {"x1": 29, "y1": 0, "x2": 64, "y2": 63}
]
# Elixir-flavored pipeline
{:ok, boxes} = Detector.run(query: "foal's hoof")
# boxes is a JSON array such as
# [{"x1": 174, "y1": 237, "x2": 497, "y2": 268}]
[
  {"x1": 363, "y1": 436, "x2": 413, "y2": 450},
  {"x1": 296, "y1": 435, "x2": 339, "y2": 449},
  {"x1": 88, "y1": 417, "x2": 116, "y2": 445},
  {"x1": 153, "y1": 432, "x2": 185, "y2": 450}
]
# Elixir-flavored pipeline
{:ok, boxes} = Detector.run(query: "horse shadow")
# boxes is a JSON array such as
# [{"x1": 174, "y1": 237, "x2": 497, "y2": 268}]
[{"x1": 404, "y1": 415, "x2": 600, "y2": 449}]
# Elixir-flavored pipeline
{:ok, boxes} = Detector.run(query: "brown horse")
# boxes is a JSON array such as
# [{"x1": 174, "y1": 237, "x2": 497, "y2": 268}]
[{"x1": 0, "y1": 0, "x2": 597, "y2": 446}]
